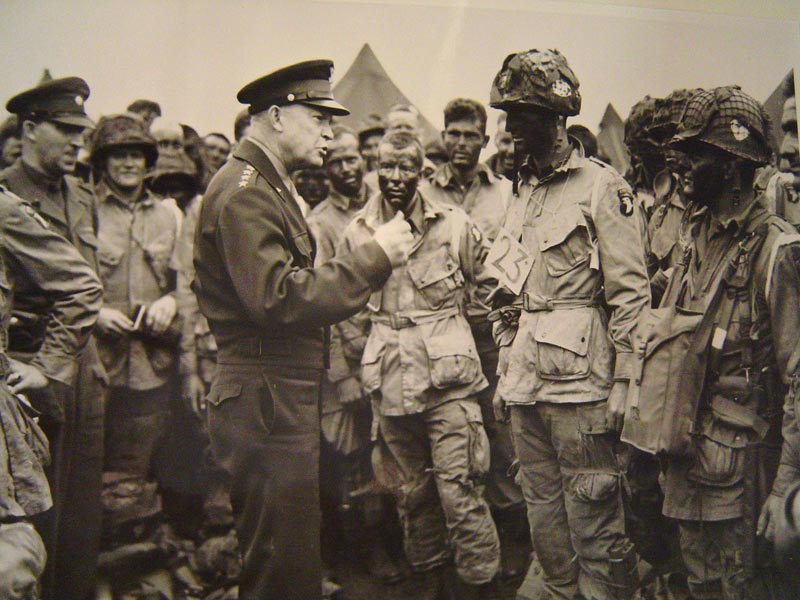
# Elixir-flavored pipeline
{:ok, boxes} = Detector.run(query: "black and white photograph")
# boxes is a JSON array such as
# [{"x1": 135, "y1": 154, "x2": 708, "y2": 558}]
[{"x1": 0, "y1": 1, "x2": 799, "y2": 599}]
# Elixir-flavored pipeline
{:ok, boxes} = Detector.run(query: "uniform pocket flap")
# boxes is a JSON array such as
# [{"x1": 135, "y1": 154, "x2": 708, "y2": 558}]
[
  {"x1": 534, "y1": 309, "x2": 591, "y2": 356},
  {"x1": 635, "y1": 306, "x2": 702, "y2": 360},
  {"x1": 75, "y1": 227, "x2": 99, "y2": 249},
  {"x1": 424, "y1": 330, "x2": 479, "y2": 360},
  {"x1": 207, "y1": 383, "x2": 242, "y2": 407},
  {"x1": 97, "y1": 247, "x2": 123, "y2": 267},
  {"x1": 696, "y1": 412, "x2": 750, "y2": 449},
  {"x1": 532, "y1": 203, "x2": 585, "y2": 252},
  {"x1": 577, "y1": 401, "x2": 609, "y2": 434},
  {"x1": 423, "y1": 329, "x2": 481, "y2": 389},
  {"x1": 407, "y1": 246, "x2": 460, "y2": 290},
  {"x1": 460, "y1": 399, "x2": 483, "y2": 424}
]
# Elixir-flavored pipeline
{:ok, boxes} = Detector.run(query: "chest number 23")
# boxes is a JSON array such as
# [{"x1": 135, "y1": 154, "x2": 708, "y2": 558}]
[{"x1": 485, "y1": 228, "x2": 534, "y2": 296}]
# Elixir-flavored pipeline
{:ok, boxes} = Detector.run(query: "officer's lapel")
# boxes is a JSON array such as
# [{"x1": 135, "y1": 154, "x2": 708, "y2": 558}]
[{"x1": 234, "y1": 140, "x2": 298, "y2": 211}]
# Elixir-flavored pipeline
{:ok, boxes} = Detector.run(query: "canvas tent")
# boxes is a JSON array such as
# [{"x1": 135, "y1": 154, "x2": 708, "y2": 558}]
[
  {"x1": 596, "y1": 103, "x2": 630, "y2": 175},
  {"x1": 333, "y1": 43, "x2": 440, "y2": 145},
  {"x1": 763, "y1": 70, "x2": 794, "y2": 155}
]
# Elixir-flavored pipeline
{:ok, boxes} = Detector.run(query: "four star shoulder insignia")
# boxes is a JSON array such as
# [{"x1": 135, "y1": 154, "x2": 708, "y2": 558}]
[{"x1": 238, "y1": 165, "x2": 256, "y2": 188}]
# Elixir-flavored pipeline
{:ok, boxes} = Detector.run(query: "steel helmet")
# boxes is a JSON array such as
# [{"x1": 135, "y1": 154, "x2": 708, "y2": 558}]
[
  {"x1": 90, "y1": 114, "x2": 157, "y2": 171},
  {"x1": 489, "y1": 48, "x2": 581, "y2": 117},
  {"x1": 670, "y1": 86, "x2": 772, "y2": 165}
]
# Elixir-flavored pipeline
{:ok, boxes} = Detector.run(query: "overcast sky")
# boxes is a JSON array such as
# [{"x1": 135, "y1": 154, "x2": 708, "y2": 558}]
[{"x1": 0, "y1": 0, "x2": 798, "y2": 145}]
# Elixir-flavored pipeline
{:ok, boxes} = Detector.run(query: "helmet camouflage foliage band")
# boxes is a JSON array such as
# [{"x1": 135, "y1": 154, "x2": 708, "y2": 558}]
[
  {"x1": 490, "y1": 48, "x2": 581, "y2": 117},
  {"x1": 671, "y1": 86, "x2": 772, "y2": 165}
]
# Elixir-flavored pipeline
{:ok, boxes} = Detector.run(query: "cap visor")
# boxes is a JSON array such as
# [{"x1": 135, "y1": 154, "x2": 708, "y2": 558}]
[
  {"x1": 51, "y1": 114, "x2": 95, "y2": 128},
  {"x1": 299, "y1": 98, "x2": 350, "y2": 116}
]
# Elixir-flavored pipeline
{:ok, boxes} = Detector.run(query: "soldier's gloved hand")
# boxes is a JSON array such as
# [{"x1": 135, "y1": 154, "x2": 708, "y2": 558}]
[
  {"x1": 97, "y1": 307, "x2": 134, "y2": 336},
  {"x1": 605, "y1": 381, "x2": 628, "y2": 433},
  {"x1": 492, "y1": 388, "x2": 508, "y2": 423},
  {"x1": 146, "y1": 295, "x2": 177, "y2": 335},
  {"x1": 182, "y1": 373, "x2": 207, "y2": 417},
  {"x1": 373, "y1": 211, "x2": 414, "y2": 267},
  {"x1": 336, "y1": 376, "x2": 365, "y2": 407},
  {"x1": 757, "y1": 493, "x2": 783, "y2": 543},
  {"x1": 7, "y1": 359, "x2": 47, "y2": 393}
]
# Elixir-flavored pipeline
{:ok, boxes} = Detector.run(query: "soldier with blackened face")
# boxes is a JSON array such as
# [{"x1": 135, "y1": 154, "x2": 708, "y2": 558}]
[{"x1": 489, "y1": 48, "x2": 650, "y2": 600}]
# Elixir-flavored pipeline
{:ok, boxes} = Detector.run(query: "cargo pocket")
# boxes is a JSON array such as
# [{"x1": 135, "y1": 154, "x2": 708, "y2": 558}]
[
  {"x1": 687, "y1": 412, "x2": 749, "y2": 487},
  {"x1": 407, "y1": 246, "x2": 464, "y2": 310},
  {"x1": 75, "y1": 227, "x2": 99, "y2": 252},
  {"x1": 534, "y1": 309, "x2": 591, "y2": 380},
  {"x1": 573, "y1": 402, "x2": 620, "y2": 502},
  {"x1": 360, "y1": 336, "x2": 385, "y2": 394},
  {"x1": 97, "y1": 246, "x2": 124, "y2": 281},
  {"x1": 462, "y1": 401, "x2": 490, "y2": 480},
  {"x1": 423, "y1": 329, "x2": 480, "y2": 389},
  {"x1": 532, "y1": 204, "x2": 592, "y2": 277}
]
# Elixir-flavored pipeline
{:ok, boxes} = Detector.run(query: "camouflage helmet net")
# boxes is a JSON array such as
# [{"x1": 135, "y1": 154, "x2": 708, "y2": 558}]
[
  {"x1": 624, "y1": 95, "x2": 658, "y2": 151},
  {"x1": 90, "y1": 113, "x2": 158, "y2": 170},
  {"x1": 671, "y1": 86, "x2": 772, "y2": 165},
  {"x1": 489, "y1": 48, "x2": 581, "y2": 117},
  {"x1": 648, "y1": 88, "x2": 702, "y2": 144}
]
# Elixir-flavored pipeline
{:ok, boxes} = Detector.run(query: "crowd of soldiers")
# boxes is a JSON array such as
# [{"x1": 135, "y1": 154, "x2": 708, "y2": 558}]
[{"x1": 0, "y1": 46, "x2": 799, "y2": 600}]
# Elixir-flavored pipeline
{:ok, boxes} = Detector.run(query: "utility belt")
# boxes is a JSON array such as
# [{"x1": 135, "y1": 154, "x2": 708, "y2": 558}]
[
  {"x1": 369, "y1": 305, "x2": 460, "y2": 330},
  {"x1": 521, "y1": 292, "x2": 600, "y2": 312},
  {"x1": 216, "y1": 335, "x2": 326, "y2": 369}
]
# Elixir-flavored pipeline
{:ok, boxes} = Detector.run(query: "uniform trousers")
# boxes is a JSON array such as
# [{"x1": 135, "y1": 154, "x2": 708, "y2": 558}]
[
  {"x1": 207, "y1": 358, "x2": 323, "y2": 600},
  {"x1": 510, "y1": 401, "x2": 636, "y2": 600},
  {"x1": 378, "y1": 397, "x2": 500, "y2": 585}
]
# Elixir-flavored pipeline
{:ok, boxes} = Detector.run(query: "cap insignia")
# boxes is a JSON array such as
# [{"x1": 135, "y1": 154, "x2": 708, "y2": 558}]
[
  {"x1": 287, "y1": 93, "x2": 295, "y2": 101},
  {"x1": 74, "y1": 95, "x2": 84, "y2": 106}
]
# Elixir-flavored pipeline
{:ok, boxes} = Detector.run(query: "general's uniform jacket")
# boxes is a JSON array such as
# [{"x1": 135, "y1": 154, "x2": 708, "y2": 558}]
[
  {"x1": 193, "y1": 139, "x2": 392, "y2": 368},
  {"x1": 338, "y1": 190, "x2": 494, "y2": 416},
  {"x1": 497, "y1": 146, "x2": 651, "y2": 404}
]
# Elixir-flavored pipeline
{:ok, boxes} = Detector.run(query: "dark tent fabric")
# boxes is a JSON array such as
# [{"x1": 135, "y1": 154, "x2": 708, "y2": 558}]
[
  {"x1": 764, "y1": 70, "x2": 794, "y2": 156},
  {"x1": 596, "y1": 103, "x2": 630, "y2": 175},
  {"x1": 333, "y1": 43, "x2": 440, "y2": 145}
]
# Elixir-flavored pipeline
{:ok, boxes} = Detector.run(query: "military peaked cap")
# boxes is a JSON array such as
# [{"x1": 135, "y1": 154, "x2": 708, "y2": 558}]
[
  {"x1": 6, "y1": 76, "x2": 94, "y2": 128},
  {"x1": 237, "y1": 59, "x2": 349, "y2": 117}
]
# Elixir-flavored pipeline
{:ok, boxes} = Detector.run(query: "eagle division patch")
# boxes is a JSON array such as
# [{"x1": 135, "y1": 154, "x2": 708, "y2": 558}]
[{"x1": 618, "y1": 189, "x2": 634, "y2": 217}]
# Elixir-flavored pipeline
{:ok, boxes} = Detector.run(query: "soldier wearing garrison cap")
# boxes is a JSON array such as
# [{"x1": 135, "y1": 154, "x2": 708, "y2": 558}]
[
  {"x1": 0, "y1": 75, "x2": 107, "y2": 600},
  {"x1": 194, "y1": 59, "x2": 413, "y2": 600}
]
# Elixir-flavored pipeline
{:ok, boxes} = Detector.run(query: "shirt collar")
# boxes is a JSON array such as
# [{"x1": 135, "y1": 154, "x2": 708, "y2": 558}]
[
  {"x1": 20, "y1": 159, "x2": 62, "y2": 194},
  {"x1": 326, "y1": 185, "x2": 367, "y2": 212},
  {"x1": 360, "y1": 187, "x2": 444, "y2": 232},
  {"x1": 96, "y1": 179, "x2": 154, "y2": 208},
  {"x1": 431, "y1": 161, "x2": 496, "y2": 189},
  {"x1": 247, "y1": 136, "x2": 294, "y2": 193},
  {"x1": 519, "y1": 138, "x2": 585, "y2": 185}
]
